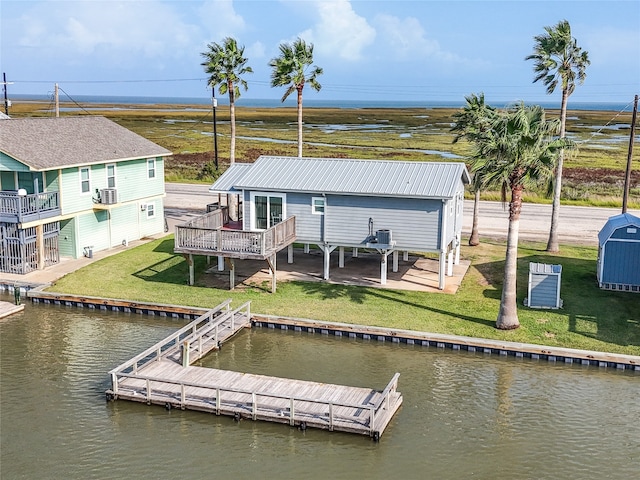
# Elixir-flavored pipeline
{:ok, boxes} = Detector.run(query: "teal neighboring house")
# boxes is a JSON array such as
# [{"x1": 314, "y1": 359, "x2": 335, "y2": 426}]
[{"x1": 0, "y1": 116, "x2": 171, "y2": 274}]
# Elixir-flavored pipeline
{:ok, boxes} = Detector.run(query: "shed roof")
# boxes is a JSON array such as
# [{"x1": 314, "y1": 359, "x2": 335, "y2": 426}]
[
  {"x1": 211, "y1": 156, "x2": 470, "y2": 199},
  {"x1": 598, "y1": 213, "x2": 640, "y2": 244},
  {"x1": 529, "y1": 262, "x2": 562, "y2": 275},
  {"x1": 209, "y1": 163, "x2": 253, "y2": 193},
  {"x1": 0, "y1": 116, "x2": 171, "y2": 171}
]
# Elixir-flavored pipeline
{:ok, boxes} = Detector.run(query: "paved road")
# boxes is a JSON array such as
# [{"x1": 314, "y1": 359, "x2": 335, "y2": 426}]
[{"x1": 165, "y1": 183, "x2": 639, "y2": 246}]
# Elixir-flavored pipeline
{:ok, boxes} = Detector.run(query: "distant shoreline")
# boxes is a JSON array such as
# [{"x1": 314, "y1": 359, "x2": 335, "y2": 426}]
[{"x1": 8, "y1": 93, "x2": 631, "y2": 112}]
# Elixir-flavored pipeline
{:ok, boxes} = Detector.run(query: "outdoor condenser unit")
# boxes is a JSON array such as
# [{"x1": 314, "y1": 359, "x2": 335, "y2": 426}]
[
  {"x1": 376, "y1": 229, "x2": 392, "y2": 245},
  {"x1": 100, "y1": 188, "x2": 118, "y2": 205}
]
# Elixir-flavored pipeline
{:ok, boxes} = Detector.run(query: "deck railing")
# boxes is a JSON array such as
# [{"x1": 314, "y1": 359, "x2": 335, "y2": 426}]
[
  {"x1": 0, "y1": 191, "x2": 60, "y2": 223},
  {"x1": 175, "y1": 215, "x2": 296, "y2": 258}
]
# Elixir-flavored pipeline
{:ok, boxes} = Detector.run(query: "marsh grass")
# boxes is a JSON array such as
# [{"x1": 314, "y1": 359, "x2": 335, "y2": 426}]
[
  {"x1": 10, "y1": 101, "x2": 639, "y2": 207},
  {"x1": 49, "y1": 235, "x2": 640, "y2": 356}
]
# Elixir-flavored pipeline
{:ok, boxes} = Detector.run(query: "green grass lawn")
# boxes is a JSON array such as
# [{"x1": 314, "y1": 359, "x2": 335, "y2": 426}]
[{"x1": 49, "y1": 236, "x2": 640, "y2": 356}]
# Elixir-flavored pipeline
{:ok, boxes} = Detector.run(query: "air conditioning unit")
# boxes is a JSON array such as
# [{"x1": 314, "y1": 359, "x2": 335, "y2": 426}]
[
  {"x1": 376, "y1": 229, "x2": 392, "y2": 245},
  {"x1": 100, "y1": 188, "x2": 118, "y2": 204}
]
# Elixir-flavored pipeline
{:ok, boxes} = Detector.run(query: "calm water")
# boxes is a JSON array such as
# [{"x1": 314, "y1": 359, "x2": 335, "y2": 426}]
[{"x1": 1, "y1": 298, "x2": 639, "y2": 480}]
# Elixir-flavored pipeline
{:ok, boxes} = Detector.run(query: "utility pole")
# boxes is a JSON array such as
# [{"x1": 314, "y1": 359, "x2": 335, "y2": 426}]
[
  {"x1": 55, "y1": 83, "x2": 60, "y2": 117},
  {"x1": 622, "y1": 94, "x2": 638, "y2": 214},
  {"x1": 212, "y1": 86, "x2": 219, "y2": 169},
  {"x1": 2, "y1": 72, "x2": 13, "y2": 116}
]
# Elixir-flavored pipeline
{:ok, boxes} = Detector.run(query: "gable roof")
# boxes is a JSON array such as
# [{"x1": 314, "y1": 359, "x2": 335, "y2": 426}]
[
  {"x1": 598, "y1": 213, "x2": 640, "y2": 244},
  {"x1": 210, "y1": 156, "x2": 470, "y2": 199},
  {"x1": 0, "y1": 116, "x2": 171, "y2": 171}
]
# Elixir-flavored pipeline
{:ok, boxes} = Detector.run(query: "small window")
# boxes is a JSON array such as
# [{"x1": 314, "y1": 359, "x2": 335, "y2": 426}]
[
  {"x1": 147, "y1": 158, "x2": 156, "y2": 179},
  {"x1": 80, "y1": 167, "x2": 90, "y2": 193},
  {"x1": 146, "y1": 203, "x2": 155, "y2": 218},
  {"x1": 106, "y1": 164, "x2": 116, "y2": 188},
  {"x1": 312, "y1": 197, "x2": 325, "y2": 215},
  {"x1": 627, "y1": 227, "x2": 637, "y2": 234}
]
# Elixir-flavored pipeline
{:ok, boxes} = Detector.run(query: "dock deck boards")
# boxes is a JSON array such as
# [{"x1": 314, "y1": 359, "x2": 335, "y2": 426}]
[
  {"x1": 0, "y1": 301, "x2": 24, "y2": 319},
  {"x1": 107, "y1": 300, "x2": 402, "y2": 439}
]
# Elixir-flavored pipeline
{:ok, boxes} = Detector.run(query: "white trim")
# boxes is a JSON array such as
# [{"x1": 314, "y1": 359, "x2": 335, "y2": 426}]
[
  {"x1": 311, "y1": 196, "x2": 326, "y2": 215},
  {"x1": 79, "y1": 166, "x2": 91, "y2": 194},
  {"x1": 147, "y1": 158, "x2": 156, "y2": 179},
  {"x1": 106, "y1": 163, "x2": 117, "y2": 188},
  {"x1": 249, "y1": 191, "x2": 286, "y2": 230}
]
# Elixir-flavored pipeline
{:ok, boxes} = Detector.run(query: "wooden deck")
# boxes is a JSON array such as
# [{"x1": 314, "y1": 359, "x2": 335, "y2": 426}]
[
  {"x1": 0, "y1": 300, "x2": 24, "y2": 319},
  {"x1": 107, "y1": 299, "x2": 403, "y2": 439},
  {"x1": 174, "y1": 208, "x2": 296, "y2": 261}
]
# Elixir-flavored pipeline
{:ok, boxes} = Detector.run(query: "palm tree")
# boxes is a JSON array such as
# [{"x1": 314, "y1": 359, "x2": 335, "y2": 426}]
[
  {"x1": 451, "y1": 93, "x2": 497, "y2": 246},
  {"x1": 471, "y1": 103, "x2": 571, "y2": 329},
  {"x1": 525, "y1": 20, "x2": 590, "y2": 253},
  {"x1": 269, "y1": 38, "x2": 323, "y2": 157},
  {"x1": 201, "y1": 37, "x2": 252, "y2": 221}
]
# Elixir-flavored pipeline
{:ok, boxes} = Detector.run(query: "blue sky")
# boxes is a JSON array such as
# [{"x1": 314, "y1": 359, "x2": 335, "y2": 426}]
[{"x1": 1, "y1": 0, "x2": 639, "y2": 105}]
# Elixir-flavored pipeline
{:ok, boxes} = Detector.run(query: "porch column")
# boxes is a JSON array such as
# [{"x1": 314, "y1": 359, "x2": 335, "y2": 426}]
[
  {"x1": 218, "y1": 255, "x2": 224, "y2": 271},
  {"x1": 339, "y1": 247, "x2": 344, "y2": 268},
  {"x1": 403, "y1": 251, "x2": 409, "y2": 261},
  {"x1": 304, "y1": 243, "x2": 310, "y2": 254},
  {"x1": 226, "y1": 258, "x2": 235, "y2": 290},
  {"x1": 266, "y1": 253, "x2": 277, "y2": 293},
  {"x1": 36, "y1": 224, "x2": 45, "y2": 270},
  {"x1": 381, "y1": 252, "x2": 388, "y2": 285},
  {"x1": 352, "y1": 247, "x2": 358, "y2": 258},
  {"x1": 392, "y1": 250, "x2": 398, "y2": 273},
  {"x1": 438, "y1": 251, "x2": 446, "y2": 290},
  {"x1": 323, "y1": 247, "x2": 331, "y2": 280},
  {"x1": 187, "y1": 254, "x2": 194, "y2": 286},
  {"x1": 454, "y1": 234, "x2": 461, "y2": 265},
  {"x1": 288, "y1": 244, "x2": 294, "y2": 264},
  {"x1": 447, "y1": 250, "x2": 454, "y2": 277}
]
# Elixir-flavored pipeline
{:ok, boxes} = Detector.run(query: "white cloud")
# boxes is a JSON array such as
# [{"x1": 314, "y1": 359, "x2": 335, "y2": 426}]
[
  {"x1": 15, "y1": 1, "x2": 198, "y2": 64},
  {"x1": 298, "y1": 0, "x2": 376, "y2": 61},
  {"x1": 374, "y1": 14, "x2": 451, "y2": 61},
  {"x1": 246, "y1": 41, "x2": 266, "y2": 60},
  {"x1": 198, "y1": 0, "x2": 246, "y2": 39}
]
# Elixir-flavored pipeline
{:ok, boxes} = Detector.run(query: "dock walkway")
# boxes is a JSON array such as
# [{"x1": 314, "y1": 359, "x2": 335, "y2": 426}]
[
  {"x1": 0, "y1": 300, "x2": 24, "y2": 319},
  {"x1": 107, "y1": 300, "x2": 402, "y2": 440}
]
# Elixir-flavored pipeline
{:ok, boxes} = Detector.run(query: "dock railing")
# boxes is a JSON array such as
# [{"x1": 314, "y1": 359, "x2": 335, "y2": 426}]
[
  {"x1": 175, "y1": 215, "x2": 296, "y2": 258},
  {"x1": 108, "y1": 299, "x2": 232, "y2": 380}
]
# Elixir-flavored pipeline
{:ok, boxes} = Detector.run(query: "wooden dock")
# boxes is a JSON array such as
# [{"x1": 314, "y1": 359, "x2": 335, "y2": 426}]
[
  {"x1": 0, "y1": 300, "x2": 24, "y2": 319},
  {"x1": 107, "y1": 300, "x2": 403, "y2": 440}
]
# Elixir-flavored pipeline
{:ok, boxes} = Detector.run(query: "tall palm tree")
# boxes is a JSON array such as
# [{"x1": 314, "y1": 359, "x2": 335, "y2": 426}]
[
  {"x1": 269, "y1": 38, "x2": 323, "y2": 157},
  {"x1": 201, "y1": 37, "x2": 252, "y2": 221},
  {"x1": 526, "y1": 19, "x2": 589, "y2": 253},
  {"x1": 201, "y1": 37, "x2": 253, "y2": 165},
  {"x1": 471, "y1": 103, "x2": 571, "y2": 329},
  {"x1": 451, "y1": 93, "x2": 497, "y2": 246}
]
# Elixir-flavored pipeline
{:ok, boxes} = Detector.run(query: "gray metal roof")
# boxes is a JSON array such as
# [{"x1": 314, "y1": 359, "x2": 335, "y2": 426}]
[
  {"x1": 598, "y1": 213, "x2": 640, "y2": 244},
  {"x1": 0, "y1": 116, "x2": 171, "y2": 171},
  {"x1": 213, "y1": 155, "x2": 470, "y2": 199},
  {"x1": 209, "y1": 163, "x2": 253, "y2": 193}
]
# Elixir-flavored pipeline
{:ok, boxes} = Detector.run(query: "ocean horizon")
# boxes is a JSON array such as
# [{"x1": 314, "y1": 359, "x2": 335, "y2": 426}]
[{"x1": 9, "y1": 93, "x2": 632, "y2": 112}]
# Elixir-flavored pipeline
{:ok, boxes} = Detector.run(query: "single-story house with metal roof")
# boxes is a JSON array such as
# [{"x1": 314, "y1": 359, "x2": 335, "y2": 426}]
[
  {"x1": 0, "y1": 116, "x2": 171, "y2": 273},
  {"x1": 597, "y1": 212, "x2": 640, "y2": 292},
  {"x1": 175, "y1": 155, "x2": 470, "y2": 291}
]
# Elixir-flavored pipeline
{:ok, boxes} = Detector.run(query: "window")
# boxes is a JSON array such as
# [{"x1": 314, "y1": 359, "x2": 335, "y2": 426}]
[
  {"x1": 106, "y1": 164, "x2": 116, "y2": 188},
  {"x1": 312, "y1": 197, "x2": 325, "y2": 215},
  {"x1": 146, "y1": 203, "x2": 155, "y2": 218},
  {"x1": 80, "y1": 167, "x2": 90, "y2": 193},
  {"x1": 250, "y1": 192, "x2": 286, "y2": 230},
  {"x1": 147, "y1": 158, "x2": 156, "y2": 179}
]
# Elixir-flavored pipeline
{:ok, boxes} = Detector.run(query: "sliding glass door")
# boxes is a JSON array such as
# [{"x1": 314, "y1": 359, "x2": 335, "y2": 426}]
[{"x1": 250, "y1": 193, "x2": 286, "y2": 230}]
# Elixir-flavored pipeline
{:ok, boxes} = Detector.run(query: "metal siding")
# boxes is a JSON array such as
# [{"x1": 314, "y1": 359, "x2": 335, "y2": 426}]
[
  {"x1": 324, "y1": 195, "x2": 441, "y2": 250},
  {"x1": 602, "y1": 241, "x2": 640, "y2": 285},
  {"x1": 598, "y1": 213, "x2": 640, "y2": 244},
  {"x1": 610, "y1": 225, "x2": 640, "y2": 241}
]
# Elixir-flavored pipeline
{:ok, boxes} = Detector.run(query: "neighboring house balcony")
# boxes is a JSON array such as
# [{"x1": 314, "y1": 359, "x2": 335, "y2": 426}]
[
  {"x1": 174, "y1": 207, "x2": 296, "y2": 261},
  {"x1": 0, "y1": 191, "x2": 61, "y2": 224}
]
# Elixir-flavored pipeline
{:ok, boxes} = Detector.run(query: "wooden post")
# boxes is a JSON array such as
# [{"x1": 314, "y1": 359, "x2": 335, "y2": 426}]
[
  {"x1": 186, "y1": 254, "x2": 194, "y2": 286},
  {"x1": 146, "y1": 379, "x2": 151, "y2": 404},
  {"x1": 181, "y1": 340, "x2": 190, "y2": 367},
  {"x1": 287, "y1": 244, "x2": 294, "y2": 264},
  {"x1": 329, "y1": 403, "x2": 334, "y2": 431},
  {"x1": 217, "y1": 255, "x2": 224, "y2": 271},
  {"x1": 290, "y1": 398, "x2": 295, "y2": 426},
  {"x1": 339, "y1": 246, "x2": 344, "y2": 268},
  {"x1": 216, "y1": 388, "x2": 221, "y2": 415},
  {"x1": 392, "y1": 250, "x2": 398, "y2": 272},
  {"x1": 252, "y1": 393, "x2": 257, "y2": 420},
  {"x1": 447, "y1": 250, "x2": 453, "y2": 277},
  {"x1": 229, "y1": 258, "x2": 235, "y2": 290},
  {"x1": 403, "y1": 250, "x2": 408, "y2": 261},
  {"x1": 353, "y1": 247, "x2": 358, "y2": 258},
  {"x1": 304, "y1": 243, "x2": 310, "y2": 254},
  {"x1": 438, "y1": 251, "x2": 446, "y2": 290},
  {"x1": 36, "y1": 224, "x2": 44, "y2": 270},
  {"x1": 323, "y1": 246, "x2": 330, "y2": 280}
]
